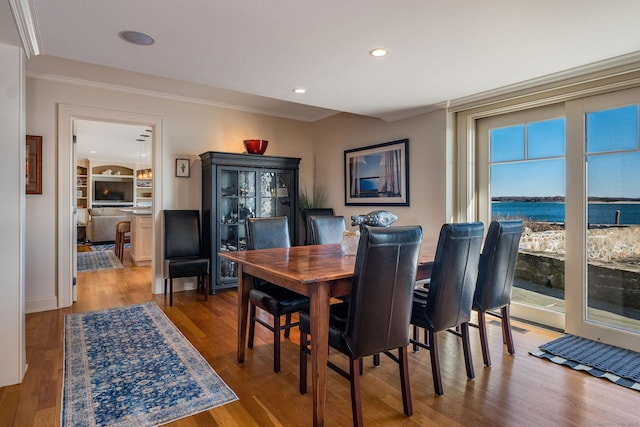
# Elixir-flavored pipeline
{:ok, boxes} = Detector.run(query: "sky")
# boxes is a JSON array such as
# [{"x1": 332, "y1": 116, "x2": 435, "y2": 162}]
[{"x1": 490, "y1": 105, "x2": 640, "y2": 198}]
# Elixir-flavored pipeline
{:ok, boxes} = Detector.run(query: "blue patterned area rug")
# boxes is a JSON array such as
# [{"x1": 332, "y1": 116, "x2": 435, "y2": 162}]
[
  {"x1": 77, "y1": 251, "x2": 124, "y2": 272},
  {"x1": 90, "y1": 243, "x2": 130, "y2": 251},
  {"x1": 62, "y1": 302, "x2": 238, "y2": 426},
  {"x1": 531, "y1": 334, "x2": 640, "y2": 391}
]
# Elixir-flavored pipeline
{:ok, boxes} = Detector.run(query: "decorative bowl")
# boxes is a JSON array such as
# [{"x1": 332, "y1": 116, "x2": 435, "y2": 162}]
[{"x1": 244, "y1": 139, "x2": 269, "y2": 155}]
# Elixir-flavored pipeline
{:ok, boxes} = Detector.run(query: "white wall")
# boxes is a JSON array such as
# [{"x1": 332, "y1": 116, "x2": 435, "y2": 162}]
[
  {"x1": 24, "y1": 73, "x2": 452, "y2": 314},
  {"x1": 0, "y1": 43, "x2": 27, "y2": 387},
  {"x1": 312, "y1": 110, "x2": 450, "y2": 239},
  {"x1": 25, "y1": 77, "x2": 316, "y2": 312}
]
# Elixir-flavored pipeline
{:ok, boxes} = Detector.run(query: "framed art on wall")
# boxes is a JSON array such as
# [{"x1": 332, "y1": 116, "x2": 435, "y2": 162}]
[
  {"x1": 176, "y1": 158, "x2": 190, "y2": 177},
  {"x1": 26, "y1": 135, "x2": 42, "y2": 194},
  {"x1": 344, "y1": 138, "x2": 409, "y2": 206}
]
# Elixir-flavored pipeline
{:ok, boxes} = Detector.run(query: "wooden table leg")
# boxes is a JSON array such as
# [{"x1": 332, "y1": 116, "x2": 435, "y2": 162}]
[
  {"x1": 310, "y1": 281, "x2": 331, "y2": 427},
  {"x1": 237, "y1": 265, "x2": 251, "y2": 363}
]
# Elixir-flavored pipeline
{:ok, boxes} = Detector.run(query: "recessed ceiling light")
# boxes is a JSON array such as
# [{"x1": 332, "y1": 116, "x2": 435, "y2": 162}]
[
  {"x1": 293, "y1": 88, "x2": 307, "y2": 94},
  {"x1": 139, "y1": 134, "x2": 149, "y2": 137},
  {"x1": 119, "y1": 30, "x2": 155, "y2": 46},
  {"x1": 136, "y1": 139, "x2": 145, "y2": 142},
  {"x1": 369, "y1": 48, "x2": 388, "y2": 57},
  {"x1": 90, "y1": 150, "x2": 96, "y2": 154}
]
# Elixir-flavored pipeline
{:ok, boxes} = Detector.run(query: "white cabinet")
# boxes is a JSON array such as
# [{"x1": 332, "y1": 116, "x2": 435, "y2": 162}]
[
  {"x1": 75, "y1": 161, "x2": 152, "y2": 208},
  {"x1": 76, "y1": 164, "x2": 88, "y2": 209},
  {"x1": 135, "y1": 177, "x2": 152, "y2": 205},
  {"x1": 90, "y1": 163, "x2": 135, "y2": 208},
  {"x1": 130, "y1": 214, "x2": 152, "y2": 266}
]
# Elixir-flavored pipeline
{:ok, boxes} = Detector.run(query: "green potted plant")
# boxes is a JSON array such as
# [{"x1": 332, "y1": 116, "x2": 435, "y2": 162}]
[
  {"x1": 299, "y1": 184, "x2": 328, "y2": 213},
  {"x1": 299, "y1": 184, "x2": 331, "y2": 244}
]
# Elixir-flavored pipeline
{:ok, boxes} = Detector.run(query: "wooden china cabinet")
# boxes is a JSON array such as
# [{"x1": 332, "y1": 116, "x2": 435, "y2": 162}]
[{"x1": 200, "y1": 151, "x2": 300, "y2": 294}]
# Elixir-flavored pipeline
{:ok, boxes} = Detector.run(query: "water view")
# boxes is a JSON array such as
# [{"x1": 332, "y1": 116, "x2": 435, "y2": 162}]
[{"x1": 492, "y1": 201, "x2": 640, "y2": 225}]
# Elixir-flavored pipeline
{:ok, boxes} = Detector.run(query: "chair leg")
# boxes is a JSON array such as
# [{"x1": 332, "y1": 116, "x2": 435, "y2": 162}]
[
  {"x1": 169, "y1": 278, "x2": 174, "y2": 306},
  {"x1": 248, "y1": 305, "x2": 256, "y2": 349},
  {"x1": 284, "y1": 313, "x2": 292, "y2": 338},
  {"x1": 412, "y1": 325, "x2": 420, "y2": 352},
  {"x1": 273, "y1": 314, "x2": 281, "y2": 373},
  {"x1": 164, "y1": 278, "x2": 167, "y2": 296},
  {"x1": 460, "y1": 322, "x2": 475, "y2": 379},
  {"x1": 428, "y1": 330, "x2": 443, "y2": 395},
  {"x1": 502, "y1": 305, "x2": 515, "y2": 355},
  {"x1": 115, "y1": 231, "x2": 125, "y2": 261},
  {"x1": 300, "y1": 332, "x2": 308, "y2": 394},
  {"x1": 203, "y1": 275, "x2": 209, "y2": 302},
  {"x1": 349, "y1": 357, "x2": 363, "y2": 427},
  {"x1": 398, "y1": 346, "x2": 413, "y2": 416},
  {"x1": 477, "y1": 311, "x2": 492, "y2": 366},
  {"x1": 373, "y1": 353, "x2": 380, "y2": 366}
]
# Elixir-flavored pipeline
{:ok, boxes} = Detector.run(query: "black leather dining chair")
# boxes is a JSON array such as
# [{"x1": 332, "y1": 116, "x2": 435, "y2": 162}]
[
  {"x1": 304, "y1": 208, "x2": 334, "y2": 244},
  {"x1": 245, "y1": 216, "x2": 309, "y2": 373},
  {"x1": 308, "y1": 215, "x2": 347, "y2": 245},
  {"x1": 473, "y1": 219, "x2": 523, "y2": 366},
  {"x1": 410, "y1": 222, "x2": 484, "y2": 395},
  {"x1": 162, "y1": 210, "x2": 209, "y2": 306},
  {"x1": 299, "y1": 225, "x2": 423, "y2": 427}
]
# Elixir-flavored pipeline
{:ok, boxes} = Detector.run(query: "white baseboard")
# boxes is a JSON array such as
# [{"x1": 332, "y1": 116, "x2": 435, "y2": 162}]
[{"x1": 25, "y1": 296, "x2": 59, "y2": 313}]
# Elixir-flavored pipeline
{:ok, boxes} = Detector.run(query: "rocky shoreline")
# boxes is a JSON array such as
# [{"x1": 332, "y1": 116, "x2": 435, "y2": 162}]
[{"x1": 519, "y1": 225, "x2": 640, "y2": 272}]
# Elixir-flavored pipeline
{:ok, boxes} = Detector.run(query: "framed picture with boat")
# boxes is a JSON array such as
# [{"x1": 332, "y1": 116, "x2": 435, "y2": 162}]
[{"x1": 344, "y1": 138, "x2": 409, "y2": 206}]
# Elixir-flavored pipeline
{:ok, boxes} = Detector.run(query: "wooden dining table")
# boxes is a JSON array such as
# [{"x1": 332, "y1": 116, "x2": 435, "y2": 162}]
[{"x1": 220, "y1": 240, "x2": 437, "y2": 427}]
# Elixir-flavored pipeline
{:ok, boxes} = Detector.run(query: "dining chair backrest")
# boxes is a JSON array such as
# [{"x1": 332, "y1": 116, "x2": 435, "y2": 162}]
[
  {"x1": 246, "y1": 216, "x2": 291, "y2": 250},
  {"x1": 304, "y1": 208, "x2": 334, "y2": 244},
  {"x1": 308, "y1": 215, "x2": 347, "y2": 245},
  {"x1": 345, "y1": 225, "x2": 423, "y2": 359},
  {"x1": 162, "y1": 210, "x2": 209, "y2": 305},
  {"x1": 473, "y1": 220, "x2": 523, "y2": 312},
  {"x1": 163, "y1": 210, "x2": 202, "y2": 258},
  {"x1": 425, "y1": 222, "x2": 484, "y2": 332}
]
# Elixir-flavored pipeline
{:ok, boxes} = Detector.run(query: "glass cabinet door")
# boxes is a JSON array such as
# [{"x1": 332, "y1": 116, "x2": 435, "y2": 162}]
[
  {"x1": 259, "y1": 172, "x2": 275, "y2": 217},
  {"x1": 218, "y1": 168, "x2": 256, "y2": 282},
  {"x1": 274, "y1": 172, "x2": 293, "y2": 218},
  {"x1": 238, "y1": 170, "x2": 255, "y2": 251},
  {"x1": 257, "y1": 170, "x2": 294, "y2": 238},
  {"x1": 218, "y1": 169, "x2": 238, "y2": 281}
]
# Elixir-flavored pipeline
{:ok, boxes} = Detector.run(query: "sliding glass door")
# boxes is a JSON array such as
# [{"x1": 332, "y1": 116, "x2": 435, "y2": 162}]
[
  {"x1": 477, "y1": 91, "x2": 640, "y2": 351},
  {"x1": 565, "y1": 89, "x2": 640, "y2": 351},
  {"x1": 477, "y1": 105, "x2": 566, "y2": 329}
]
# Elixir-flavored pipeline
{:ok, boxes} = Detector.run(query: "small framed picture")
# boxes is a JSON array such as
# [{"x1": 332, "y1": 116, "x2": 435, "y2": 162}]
[
  {"x1": 175, "y1": 158, "x2": 190, "y2": 177},
  {"x1": 26, "y1": 135, "x2": 43, "y2": 194}
]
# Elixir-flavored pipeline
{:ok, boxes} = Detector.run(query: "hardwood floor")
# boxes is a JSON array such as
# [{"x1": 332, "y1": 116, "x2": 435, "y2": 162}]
[{"x1": 1, "y1": 249, "x2": 638, "y2": 426}]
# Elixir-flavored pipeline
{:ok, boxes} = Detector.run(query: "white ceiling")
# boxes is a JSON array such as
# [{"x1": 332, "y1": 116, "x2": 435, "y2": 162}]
[
  {"x1": 3, "y1": 1, "x2": 640, "y2": 145},
  {"x1": 75, "y1": 120, "x2": 152, "y2": 166}
]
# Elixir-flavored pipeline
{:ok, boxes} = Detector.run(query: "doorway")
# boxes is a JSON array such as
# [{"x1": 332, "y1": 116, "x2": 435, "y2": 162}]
[
  {"x1": 57, "y1": 104, "x2": 163, "y2": 307},
  {"x1": 74, "y1": 119, "x2": 153, "y2": 298}
]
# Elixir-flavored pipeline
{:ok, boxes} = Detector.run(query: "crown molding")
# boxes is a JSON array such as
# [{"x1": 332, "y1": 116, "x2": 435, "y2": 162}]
[
  {"x1": 448, "y1": 51, "x2": 640, "y2": 112},
  {"x1": 8, "y1": 0, "x2": 42, "y2": 58}
]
